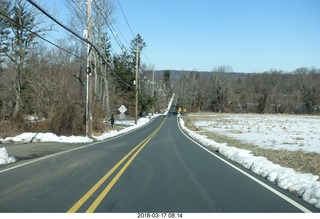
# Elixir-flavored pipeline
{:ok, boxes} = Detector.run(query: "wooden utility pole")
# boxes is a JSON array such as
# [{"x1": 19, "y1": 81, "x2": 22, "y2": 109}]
[
  {"x1": 135, "y1": 46, "x2": 139, "y2": 124},
  {"x1": 86, "y1": 0, "x2": 93, "y2": 137}
]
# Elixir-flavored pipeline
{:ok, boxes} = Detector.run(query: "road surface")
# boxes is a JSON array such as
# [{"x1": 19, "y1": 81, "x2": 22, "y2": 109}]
[{"x1": 0, "y1": 104, "x2": 319, "y2": 213}]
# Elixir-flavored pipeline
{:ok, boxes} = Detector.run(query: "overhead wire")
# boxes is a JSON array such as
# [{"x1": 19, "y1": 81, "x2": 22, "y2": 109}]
[
  {"x1": 26, "y1": 0, "x2": 110, "y2": 67},
  {"x1": 116, "y1": 0, "x2": 153, "y2": 67},
  {"x1": 110, "y1": 13, "x2": 130, "y2": 47},
  {"x1": 93, "y1": 0, "x2": 127, "y2": 52},
  {"x1": 17, "y1": 0, "x2": 135, "y2": 88},
  {"x1": 0, "y1": 10, "x2": 87, "y2": 62},
  {"x1": 26, "y1": 0, "x2": 87, "y2": 45},
  {"x1": 91, "y1": 0, "x2": 135, "y2": 88},
  {"x1": 116, "y1": 0, "x2": 135, "y2": 39}
]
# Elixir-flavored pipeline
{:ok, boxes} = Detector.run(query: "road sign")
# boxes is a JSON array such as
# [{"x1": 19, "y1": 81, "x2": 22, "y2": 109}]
[
  {"x1": 119, "y1": 113, "x2": 126, "y2": 120},
  {"x1": 178, "y1": 107, "x2": 182, "y2": 113},
  {"x1": 118, "y1": 105, "x2": 127, "y2": 114},
  {"x1": 183, "y1": 108, "x2": 187, "y2": 113}
]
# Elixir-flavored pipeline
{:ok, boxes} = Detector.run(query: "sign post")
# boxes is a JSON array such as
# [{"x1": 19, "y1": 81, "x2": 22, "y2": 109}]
[
  {"x1": 177, "y1": 107, "x2": 182, "y2": 117},
  {"x1": 118, "y1": 105, "x2": 127, "y2": 127}
]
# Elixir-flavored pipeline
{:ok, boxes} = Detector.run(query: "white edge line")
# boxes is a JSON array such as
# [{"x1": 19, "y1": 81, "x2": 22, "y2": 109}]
[
  {"x1": 0, "y1": 116, "x2": 159, "y2": 174},
  {"x1": 176, "y1": 117, "x2": 312, "y2": 213}
]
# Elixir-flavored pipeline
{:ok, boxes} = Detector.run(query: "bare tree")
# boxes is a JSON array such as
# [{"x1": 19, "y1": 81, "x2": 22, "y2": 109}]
[
  {"x1": 210, "y1": 65, "x2": 232, "y2": 113},
  {"x1": 295, "y1": 67, "x2": 320, "y2": 114},
  {"x1": 2, "y1": 0, "x2": 49, "y2": 118}
]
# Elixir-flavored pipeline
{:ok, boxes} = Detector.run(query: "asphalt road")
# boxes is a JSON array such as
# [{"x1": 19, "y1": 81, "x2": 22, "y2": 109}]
[{"x1": 0, "y1": 109, "x2": 319, "y2": 212}]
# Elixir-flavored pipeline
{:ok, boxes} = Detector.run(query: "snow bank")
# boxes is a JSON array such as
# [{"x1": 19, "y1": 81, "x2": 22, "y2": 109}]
[
  {"x1": 0, "y1": 117, "x2": 158, "y2": 144},
  {"x1": 179, "y1": 118, "x2": 320, "y2": 209},
  {"x1": 163, "y1": 94, "x2": 175, "y2": 116},
  {"x1": 94, "y1": 117, "x2": 154, "y2": 141},
  {"x1": 0, "y1": 147, "x2": 16, "y2": 165},
  {"x1": 0, "y1": 97, "x2": 173, "y2": 165},
  {"x1": 0, "y1": 132, "x2": 93, "y2": 144}
]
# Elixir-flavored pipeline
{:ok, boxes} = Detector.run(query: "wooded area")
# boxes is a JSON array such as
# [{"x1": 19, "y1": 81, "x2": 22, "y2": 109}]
[
  {"x1": 174, "y1": 66, "x2": 320, "y2": 114},
  {"x1": 1, "y1": 0, "x2": 319, "y2": 137},
  {"x1": 0, "y1": 0, "x2": 166, "y2": 137}
]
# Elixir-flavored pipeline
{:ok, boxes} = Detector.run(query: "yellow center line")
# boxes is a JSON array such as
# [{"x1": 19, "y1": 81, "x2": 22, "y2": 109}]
[
  {"x1": 86, "y1": 130, "x2": 156, "y2": 212},
  {"x1": 67, "y1": 144, "x2": 140, "y2": 213},
  {"x1": 67, "y1": 117, "x2": 167, "y2": 213}
]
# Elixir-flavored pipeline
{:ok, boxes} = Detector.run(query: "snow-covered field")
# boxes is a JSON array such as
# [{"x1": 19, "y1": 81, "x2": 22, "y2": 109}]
[
  {"x1": 192, "y1": 113, "x2": 320, "y2": 153},
  {"x1": 179, "y1": 114, "x2": 320, "y2": 209}
]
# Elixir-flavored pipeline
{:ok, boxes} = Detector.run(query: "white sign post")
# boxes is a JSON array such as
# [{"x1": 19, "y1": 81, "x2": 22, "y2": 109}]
[{"x1": 118, "y1": 105, "x2": 127, "y2": 126}]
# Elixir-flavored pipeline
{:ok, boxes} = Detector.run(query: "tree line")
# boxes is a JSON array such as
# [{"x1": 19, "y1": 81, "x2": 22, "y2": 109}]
[
  {"x1": 0, "y1": 0, "x2": 166, "y2": 137},
  {"x1": 174, "y1": 66, "x2": 320, "y2": 114},
  {"x1": 1, "y1": 1, "x2": 318, "y2": 137}
]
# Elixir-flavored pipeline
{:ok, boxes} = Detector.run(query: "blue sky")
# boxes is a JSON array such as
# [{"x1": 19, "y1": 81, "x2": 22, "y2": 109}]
[{"x1": 43, "y1": 0, "x2": 320, "y2": 73}]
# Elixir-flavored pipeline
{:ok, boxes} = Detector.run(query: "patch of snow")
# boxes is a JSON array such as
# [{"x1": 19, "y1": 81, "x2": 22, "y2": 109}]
[
  {"x1": 0, "y1": 95, "x2": 175, "y2": 166},
  {"x1": 179, "y1": 117, "x2": 320, "y2": 209},
  {"x1": 0, "y1": 132, "x2": 93, "y2": 144},
  {"x1": 0, "y1": 147, "x2": 16, "y2": 165},
  {"x1": 194, "y1": 114, "x2": 320, "y2": 153},
  {"x1": 93, "y1": 117, "x2": 156, "y2": 141}
]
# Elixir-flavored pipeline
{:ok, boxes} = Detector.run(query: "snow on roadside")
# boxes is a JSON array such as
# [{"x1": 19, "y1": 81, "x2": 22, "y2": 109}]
[
  {"x1": 0, "y1": 117, "x2": 153, "y2": 166},
  {"x1": 0, "y1": 95, "x2": 175, "y2": 165},
  {"x1": 0, "y1": 103, "x2": 173, "y2": 166},
  {"x1": 0, "y1": 132, "x2": 93, "y2": 166},
  {"x1": 179, "y1": 118, "x2": 320, "y2": 209},
  {"x1": 0, "y1": 132, "x2": 93, "y2": 144},
  {"x1": 0, "y1": 147, "x2": 16, "y2": 165},
  {"x1": 93, "y1": 117, "x2": 157, "y2": 141}
]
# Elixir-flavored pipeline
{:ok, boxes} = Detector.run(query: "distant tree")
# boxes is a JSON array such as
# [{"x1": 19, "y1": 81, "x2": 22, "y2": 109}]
[
  {"x1": 130, "y1": 34, "x2": 146, "y2": 70},
  {"x1": 176, "y1": 71, "x2": 203, "y2": 112},
  {"x1": 163, "y1": 70, "x2": 171, "y2": 93},
  {"x1": 295, "y1": 67, "x2": 320, "y2": 114},
  {"x1": 113, "y1": 50, "x2": 135, "y2": 95},
  {"x1": 255, "y1": 70, "x2": 282, "y2": 113},
  {"x1": 210, "y1": 65, "x2": 232, "y2": 113}
]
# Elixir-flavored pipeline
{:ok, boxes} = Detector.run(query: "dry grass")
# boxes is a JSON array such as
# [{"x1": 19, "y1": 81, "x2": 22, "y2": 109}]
[{"x1": 183, "y1": 114, "x2": 320, "y2": 179}]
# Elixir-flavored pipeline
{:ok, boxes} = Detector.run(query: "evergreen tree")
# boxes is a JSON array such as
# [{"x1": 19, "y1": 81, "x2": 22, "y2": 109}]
[{"x1": 129, "y1": 34, "x2": 146, "y2": 71}]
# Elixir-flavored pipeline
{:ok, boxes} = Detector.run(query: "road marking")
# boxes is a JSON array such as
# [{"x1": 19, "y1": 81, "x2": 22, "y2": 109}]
[
  {"x1": 177, "y1": 118, "x2": 312, "y2": 213},
  {"x1": 86, "y1": 128, "x2": 155, "y2": 212},
  {"x1": 68, "y1": 117, "x2": 167, "y2": 213},
  {"x1": 67, "y1": 142, "x2": 141, "y2": 213},
  {"x1": 0, "y1": 117, "x2": 156, "y2": 175}
]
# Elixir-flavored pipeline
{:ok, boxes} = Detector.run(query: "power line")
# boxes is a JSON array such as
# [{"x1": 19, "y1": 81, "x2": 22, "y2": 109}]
[
  {"x1": 20, "y1": 0, "x2": 134, "y2": 89},
  {"x1": 26, "y1": 0, "x2": 87, "y2": 44},
  {"x1": 115, "y1": 0, "x2": 153, "y2": 67},
  {"x1": 0, "y1": 10, "x2": 86, "y2": 62},
  {"x1": 116, "y1": 0, "x2": 135, "y2": 39},
  {"x1": 93, "y1": 0, "x2": 127, "y2": 52},
  {"x1": 26, "y1": 0, "x2": 110, "y2": 67},
  {"x1": 110, "y1": 14, "x2": 130, "y2": 47}
]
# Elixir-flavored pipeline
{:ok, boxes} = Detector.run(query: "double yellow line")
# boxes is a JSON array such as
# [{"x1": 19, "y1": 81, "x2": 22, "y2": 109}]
[{"x1": 68, "y1": 117, "x2": 167, "y2": 213}]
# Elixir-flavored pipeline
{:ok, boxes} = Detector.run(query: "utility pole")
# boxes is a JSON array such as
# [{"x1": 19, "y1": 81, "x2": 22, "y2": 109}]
[
  {"x1": 135, "y1": 46, "x2": 139, "y2": 125},
  {"x1": 152, "y1": 66, "x2": 155, "y2": 96},
  {"x1": 86, "y1": 0, "x2": 93, "y2": 137}
]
